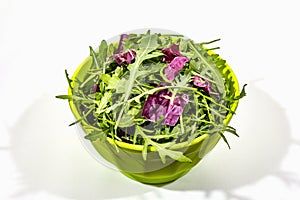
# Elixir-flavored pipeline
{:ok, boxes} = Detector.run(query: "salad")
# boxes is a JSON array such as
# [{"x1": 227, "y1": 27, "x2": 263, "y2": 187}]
[{"x1": 57, "y1": 30, "x2": 246, "y2": 163}]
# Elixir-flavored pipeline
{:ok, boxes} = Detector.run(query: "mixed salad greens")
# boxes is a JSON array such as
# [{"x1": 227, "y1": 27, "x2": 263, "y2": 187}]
[{"x1": 57, "y1": 30, "x2": 246, "y2": 163}]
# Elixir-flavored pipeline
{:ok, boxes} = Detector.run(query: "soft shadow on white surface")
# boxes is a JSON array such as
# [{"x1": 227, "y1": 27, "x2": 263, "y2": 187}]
[
  {"x1": 7, "y1": 95, "x2": 152, "y2": 200},
  {"x1": 165, "y1": 84, "x2": 300, "y2": 199}
]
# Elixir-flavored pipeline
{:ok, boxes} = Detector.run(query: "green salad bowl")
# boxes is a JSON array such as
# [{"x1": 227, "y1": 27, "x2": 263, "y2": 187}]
[{"x1": 67, "y1": 48, "x2": 240, "y2": 185}]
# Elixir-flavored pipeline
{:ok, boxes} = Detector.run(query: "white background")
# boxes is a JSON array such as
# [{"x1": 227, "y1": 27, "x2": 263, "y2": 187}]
[{"x1": 1, "y1": 0, "x2": 300, "y2": 199}]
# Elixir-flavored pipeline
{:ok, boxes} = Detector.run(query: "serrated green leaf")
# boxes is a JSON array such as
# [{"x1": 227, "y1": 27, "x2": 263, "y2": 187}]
[
  {"x1": 98, "y1": 40, "x2": 108, "y2": 65},
  {"x1": 117, "y1": 113, "x2": 135, "y2": 127},
  {"x1": 107, "y1": 42, "x2": 116, "y2": 56},
  {"x1": 96, "y1": 92, "x2": 112, "y2": 112},
  {"x1": 89, "y1": 46, "x2": 100, "y2": 69},
  {"x1": 138, "y1": 34, "x2": 159, "y2": 57},
  {"x1": 135, "y1": 126, "x2": 192, "y2": 164},
  {"x1": 234, "y1": 84, "x2": 247, "y2": 100},
  {"x1": 156, "y1": 146, "x2": 192, "y2": 164},
  {"x1": 65, "y1": 69, "x2": 73, "y2": 89},
  {"x1": 225, "y1": 125, "x2": 239, "y2": 137},
  {"x1": 189, "y1": 41, "x2": 225, "y2": 99},
  {"x1": 104, "y1": 103, "x2": 122, "y2": 114}
]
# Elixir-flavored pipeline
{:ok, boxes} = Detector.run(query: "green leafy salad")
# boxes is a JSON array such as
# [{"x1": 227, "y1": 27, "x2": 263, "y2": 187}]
[{"x1": 57, "y1": 30, "x2": 246, "y2": 163}]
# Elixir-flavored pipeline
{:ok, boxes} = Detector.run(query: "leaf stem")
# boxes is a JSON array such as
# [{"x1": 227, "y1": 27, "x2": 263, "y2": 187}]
[
  {"x1": 180, "y1": 115, "x2": 185, "y2": 135},
  {"x1": 200, "y1": 38, "x2": 221, "y2": 45},
  {"x1": 69, "y1": 106, "x2": 94, "y2": 126}
]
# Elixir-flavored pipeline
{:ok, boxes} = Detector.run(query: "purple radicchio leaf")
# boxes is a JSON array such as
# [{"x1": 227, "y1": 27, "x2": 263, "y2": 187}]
[
  {"x1": 164, "y1": 93, "x2": 189, "y2": 126},
  {"x1": 162, "y1": 44, "x2": 182, "y2": 63},
  {"x1": 116, "y1": 34, "x2": 129, "y2": 54},
  {"x1": 91, "y1": 83, "x2": 100, "y2": 94},
  {"x1": 111, "y1": 49, "x2": 136, "y2": 65},
  {"x1": 193, "y1": 76, "x2": 212, "y2": 94},
  {"x1": 142, "y1": 89, "x2": 171, "y2": 123},
  {"x1": 164, "y1": 56, "x2": 190, "y2": 81},
  {"x1": 142, "y1": 88, "x2": 189, "y2": 126}
]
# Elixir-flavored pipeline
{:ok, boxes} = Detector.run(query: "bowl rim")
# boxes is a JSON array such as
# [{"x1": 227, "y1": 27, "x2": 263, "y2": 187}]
[{"x1": 68, "y1": 34, "x2": 240, "y2": 152}]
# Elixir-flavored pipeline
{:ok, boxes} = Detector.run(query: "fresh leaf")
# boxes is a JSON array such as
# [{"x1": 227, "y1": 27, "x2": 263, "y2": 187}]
[
  {"x1": 156, "y1": 145, "x2": 192, "y2": 163},
  {"x1": 55, "y1": 95, "x2": 72, "y2": 100},
  {"x1": 65, "y1": 69, "x2": 73, "y2": 89},
  {"x1": 188, "y1": 41, "x2": 226, "y2": 99},
  {"x1": 96, "y1": 92, "x2": 112, "y2": 112},
  {"x1": 135, "y1": 126, "x2": 192, "y2": 163},
  {"x1": 219, "y1": 132, "x2": 231, "y2": 149},
  {"x1": 117, "y1": 113, "x2": 135, "y2": 128},
  {"x1": 100, "y1": 74, "x2": 111, "y2": 84},
  {"x1": 107, "y1": 76, "x2": 120, "y2": 90},
  {"x1": 98, "y1": 40, "x2": 108, "y2": 66},
  {"x1": 224, "y1": 125, "x2": 239, "y2": 137},
  {"x1": 115, "y1": 78, "x2": 128, "y2": 93},
  {"x1": 114, "y1": 34, "x2": 160, "y2": 133},
  {"x1": 142, "y1": 51, "x2": 164, "y2": 61},
  {"x1": 234, "y1": 84, "x2": 247, "y2": 100},
  {"x1": 89, "y1": 46, "x2": 100, "y2": 69},
  {"x1": 138, "y1": 34, "x2": 159, "y2": 57}
]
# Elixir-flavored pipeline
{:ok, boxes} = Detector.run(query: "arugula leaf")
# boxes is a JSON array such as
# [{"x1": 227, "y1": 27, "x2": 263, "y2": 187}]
[
  {"x1": 141, "y1": 51, "x2": 164, "y2": 61},
  {"x1": 138, "y1": 33, "x2": 159, "y2": 58},
  {"x1": 115, "y1": 78, "x2": 129, "y2": 93},
  {"x1": 135, "y1": 126, "x2": 192, "y2": 164},
  {"x1": 117, "y1": 112, "x2": 135, "y2": 128},
  {"x1": 89, "y1": 46, "x2": 100, "y2": 69},
  {"x1": 100, "y1": 74, "x2": 110, "y2": 84},
  {"x1": 234, "y1": 84, "x2": 247, "y2": 100},
  {"x1": 56, "y1": 95, "x2": 95, "y2": 104},
  {"x1": 96, "y1": 92, "x2": 112, "y2": 112},
  {"x1": 100, "y1": 74, "x2": 120, "y2": 89},
  {"x1": 157, "y1": 144, "x2": 192, "y2": 163},
  {"x1": 114, "y1": 34, "x2": 160, "y2": 134},
  {"x1": 65, "y1": 69, "x2": 73, "y2": 89},
  {"x1": 188, "y1": 41, "x2": 226, "y2": 99},
  {"x1": 219, "y1": 132, "x2": 231, "y2": 149},
  {"x1": 98, "y1": 40, "x2": 108, "y2": 67},
  {"x1": 225, "y1": 125, "x2": 239, "y2": 137}
]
